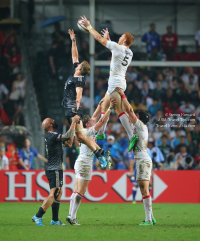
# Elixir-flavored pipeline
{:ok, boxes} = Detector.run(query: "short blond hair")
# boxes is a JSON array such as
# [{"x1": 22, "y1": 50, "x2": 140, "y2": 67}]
[
  {"x1": 124, "y1": 32, "x2": 134, "y2": 46},
  {"x1": 80, "y1": 61, "x2": 90, "y2": 76}
]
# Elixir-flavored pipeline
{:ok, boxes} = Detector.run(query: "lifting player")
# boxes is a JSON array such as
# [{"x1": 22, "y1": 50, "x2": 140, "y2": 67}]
[
  {"x1": 116, "y1": 87, "x2": 156, "y2": 226},
  {"x1": 32, "y1": 115, "x2": 80, "y2": 226},
  {"x1": 67, "y1": 99, "x2": 116, "y2": 225},
  {"x1": 62, "y1": 29, "x2": 109, "y2": 169}
]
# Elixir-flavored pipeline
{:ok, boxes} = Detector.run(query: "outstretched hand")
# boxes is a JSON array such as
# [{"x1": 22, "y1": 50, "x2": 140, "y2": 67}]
[
  {"x1": 80, "y1": 15, "x2": 91, "y2": 27},
  {"x1": 116, "y1": 87, "x2": 124, "y2": 96},
  {"x1": 110, "y1": 98, "x2": 117, "y2": 109},
  {"x1": 101, "y1": 28, "x2": 110, "y2": 40},
  {"x1": 68, "y1": 29, "x2": 76, "y2": 41}
]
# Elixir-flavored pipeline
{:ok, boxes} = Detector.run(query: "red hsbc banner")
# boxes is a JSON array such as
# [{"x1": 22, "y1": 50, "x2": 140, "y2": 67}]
[{"x1": 0, "y1": 170, "x2": 200, "y2": 203}]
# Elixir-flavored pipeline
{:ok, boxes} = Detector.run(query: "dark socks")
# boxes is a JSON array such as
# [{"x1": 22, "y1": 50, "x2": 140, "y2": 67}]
[
  {"x1": 36, "y1": 207, "x2": 45, "y2": 218},
  {"x1": 94, "y1": 149, "x2": 103, "y2": 158},
  {"x1": 51, "y1": 201, "x2": 60, "y2": 221}
]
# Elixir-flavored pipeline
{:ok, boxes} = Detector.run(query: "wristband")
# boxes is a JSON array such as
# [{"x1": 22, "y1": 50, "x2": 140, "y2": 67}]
[
  {"x1": 122, "y1": 94, "x2": 126, "y2": 99},
  {"x1": 87, "y1": 25, "x2": 93, "y2": 30},
  {"x1": 72, "y1": 39, "x2": 76, "y2": 42}
]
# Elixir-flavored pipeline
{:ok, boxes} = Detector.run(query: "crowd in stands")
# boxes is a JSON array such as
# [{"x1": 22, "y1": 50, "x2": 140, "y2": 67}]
[
  {"x1": 0, "y1": 138, "x2": 47, "y2": 171},
  {"x1": 0, "y1": 27, "x2": 25, "y2": 128}
]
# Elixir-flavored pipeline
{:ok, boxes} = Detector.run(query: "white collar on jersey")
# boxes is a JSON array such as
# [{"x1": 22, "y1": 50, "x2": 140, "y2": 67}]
[
  {"x1": 73, "y1": 75, "x2": 84, "y2": 77},
  {"x1": 49, "y1": 131, "x2": 58, "y2": 134}
]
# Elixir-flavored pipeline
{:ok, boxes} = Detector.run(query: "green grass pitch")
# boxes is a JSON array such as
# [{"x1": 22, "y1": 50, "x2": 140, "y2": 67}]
[{"x1": 0, "y1": 203, "x2": 200, "y2": 241}]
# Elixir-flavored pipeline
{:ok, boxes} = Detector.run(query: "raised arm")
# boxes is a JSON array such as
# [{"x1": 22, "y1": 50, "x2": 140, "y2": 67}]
[
  {"x1": 81, "y1": 16, "x2": 108, "y2": 47},
  {"x1": 94, "y1": 99, "x2": 116, "y2": 132},
  {"x1": 62, "y1": 115, "x2": 80, "y2": 147},
  {"x1": 116, "y1": 87, "x2": 138, "y2": 124},
  {"x1": 68, "y1": 29, "x2": 79, "y2": 64},
  {"x1": 91, "y1": 98, "x2": 105, "y2": 123},
  {"x1": 76, "y1": 87, "x2": 83, "y2": 110}
]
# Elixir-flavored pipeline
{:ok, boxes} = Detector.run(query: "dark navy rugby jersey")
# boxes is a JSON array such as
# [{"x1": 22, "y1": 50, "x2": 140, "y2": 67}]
[{"x1": 62, "y1": 62, "x2": 86, "y2": 109}]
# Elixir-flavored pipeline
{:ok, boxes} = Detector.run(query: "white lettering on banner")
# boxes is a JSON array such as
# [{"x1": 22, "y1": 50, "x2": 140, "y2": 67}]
[
  {"x1": 36, "y1": 171, "x2": 50, "y2": 201},
  {"x1": 112, "y1": 173, "x2": 132, "y2": 201},
  {"x1": 153, "y1": 173, "x2": 168, "y2": 200},
  {"x1": 5, "y1": 172, "x2": 35, "y2": 201},
  {"x1": 85, "y1": 172, "x2": 108, "y2": 201},
  {"x1": 61, "y1": 172, "x2": 75, "y2": 201}
]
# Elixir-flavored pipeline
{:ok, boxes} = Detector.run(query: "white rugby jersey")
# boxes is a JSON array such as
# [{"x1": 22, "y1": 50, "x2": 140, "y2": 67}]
[
  {"x1": 76, "y1": 127, "x2": 97, "y2": 165},
  {"x1": 106, "y1": 41, "x2": 133, "y2": 94},
  {"x1": 132, "y1": 119, "x2": 152, "y2": 162}
]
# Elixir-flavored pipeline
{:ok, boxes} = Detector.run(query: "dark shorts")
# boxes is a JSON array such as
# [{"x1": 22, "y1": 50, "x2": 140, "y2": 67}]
[
  {"x1": 45, "y1": 169, "x2": 63, "y2": 189},
  {"x1": 65, "y1": 107, "x2": 83, "y2": 124}
]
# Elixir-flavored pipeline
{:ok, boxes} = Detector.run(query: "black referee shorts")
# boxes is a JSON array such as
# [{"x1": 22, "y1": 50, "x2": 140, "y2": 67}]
[
  {"x1": 65, "y1": 107, "x2": 83, "y2": 124},
  {"x1": 45, "y1": 169, "x2": 63, "y2": 189}
]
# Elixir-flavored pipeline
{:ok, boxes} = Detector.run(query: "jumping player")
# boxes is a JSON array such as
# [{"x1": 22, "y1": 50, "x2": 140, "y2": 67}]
[
  {"x1": 81, "y1": 16, "x2": 138, "y2": 152},
  {"x1": 62, "y1": 29, "x2": 108, "y2": 168},
  {"x1": 116, "y1": 87, "x2": 156, "y2": 226},
  {"x1": 32, "y1": 115, "x2": 80, "y2": 226},
  {"x1": 67, "y1": 99, "x2": 115, "y2": 225}
]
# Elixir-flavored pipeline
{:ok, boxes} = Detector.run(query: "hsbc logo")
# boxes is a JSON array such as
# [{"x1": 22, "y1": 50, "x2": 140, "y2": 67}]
[{"x1": 4, "y1": 171, "x2": 168, "y2": 202}]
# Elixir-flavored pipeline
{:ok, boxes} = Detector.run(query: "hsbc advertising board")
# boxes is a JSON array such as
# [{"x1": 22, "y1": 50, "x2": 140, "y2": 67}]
[{"x1": 0, "y1": 170, "x2": 200, "y2": 203}]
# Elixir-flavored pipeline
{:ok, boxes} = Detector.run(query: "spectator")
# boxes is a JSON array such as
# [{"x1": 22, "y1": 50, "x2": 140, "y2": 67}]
[
  {"x1": 18, "y1": 138, "x2": 47, "y2": 170},
  {"x1": 195, "y1": 27, "x2": 200, "y2": 48},
  {"x1": 95, "y1": 89, "x2": 105, "y2": 106},
  {"x1": 148, "y1": 97, "x2": 162, "y2": 116},
  {"x1": 175, "y1": 136, "x2": 189, "y2": 154},
  {"x1": 142, "y1": 23, "x2": 160, "y2": 53},
  {"x1": 10, "y1": 73, "x2": 26, "y2": 123},
  {"x1": 48, "y1": 40, "x2": 59, "y2": 77},
  {"x1": 174, "y1": 145, "x2": 194, "y2": 170},
  {"x1": 141, "y1": 81, "x2": 149, "y2": 98},
  {"x1": 169, "y1": 76, "x2": 179, "y2": 90},
  {"x1": 153, "y1": 80, "x2": 165, "y2": 99},
  {"x1": 162, "y1": 88, "x2": 175, "y2": 103},
  {"x1": 6, "y1": 143, "x2": 19, "y2": 171},
  {"x1": 148, "y1": 137, "x2": 164, "y2": 170},
  {"x1": 80, "y1": 88, "x2": 90, "y2": 114},
  {"x1": 0, "y1": 82, "x2": 9, "y2": 106},
  {"x1": 157, "y1": 73, "x2": 168, "y2": 89},
  {"x1": 171, "y1": 129, "x2": 183, "y2": 148},
  {"x1": 160, "y1": 135, "x2": 174, "y2": 169},
  {"x1": 79, "y1": 41, "x2": 89, "y2": 61},
  {"x1": 182, "y1": 67, "x2": 198, "y2": 85},
  {"x1": 8, "y1": 46, "x2": 21, "y2": 75},
  {"x1": 174, "y1": 45, "x2": 191, "y2": 61},
  {"x1": 110, "y1": 114, "x2": 121, "y2": 134},
  {"x1": 180, "y1": 100, "x2": 195, "y2": 114},
  {"x1": 51, "y1": 22, "x2": 67, "y2": 56},
  {"x1": 147, "y1": 47, "x2": 162, "y2": 61},
  {"x1": 162, "y1": 26, "x2": 178, "y2": 60},
  {"x1": 175, "y1": 80, "x2": 188, "y2": 102},
  {"x1": 126, "y1": 66, "x2": 138, "y2": 82},
  {"x1": 66, "y1": 138, "x2": 79, "y2": 170},
  {"x1": 0, "y1": 146, "x2": 9, "y2": 170},
  {"x1": 185, "y1": 75, "x2": 199, "y2": 100}
]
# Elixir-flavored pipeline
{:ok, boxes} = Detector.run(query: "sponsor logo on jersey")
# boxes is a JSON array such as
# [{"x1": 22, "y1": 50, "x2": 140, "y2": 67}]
[{"x1": 78, "y1": 77, "x2": 82, "y2": 82}]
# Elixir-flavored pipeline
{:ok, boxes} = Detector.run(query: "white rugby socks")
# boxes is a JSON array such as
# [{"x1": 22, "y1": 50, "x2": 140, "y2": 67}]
[
  {"x1": 97, "y1": 112, "x2": 108, "y2": 136},
  {"x1": 71, "y1": 192, "x2": 83, "y2": 219},
  {"x1": 143, "y1": 195, "x2": 152, "y2": 222},
  {"x1": 69, "y1": 192, "x2": 76, "y2": 216},
  {"x1": 118, "y1": 112, "x2": 133, "y2": 140}
]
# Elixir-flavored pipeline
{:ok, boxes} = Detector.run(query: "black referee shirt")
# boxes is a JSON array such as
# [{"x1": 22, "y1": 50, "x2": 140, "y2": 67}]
[
  {"x1": 62, "y1": 62, "x2": 86, "y2": 109},
  {"x1": 45, "y1": 132, "x2": 63, "y2": 170}
]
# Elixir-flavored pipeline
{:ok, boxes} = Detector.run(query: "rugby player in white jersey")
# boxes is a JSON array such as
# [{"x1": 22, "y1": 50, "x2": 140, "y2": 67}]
[
  {"x1": 81, "y1": 16, "x2": 138, "y2": 152},
  {"x1": 67, "y1": 99, "x2": 116, "y2": 225},
  {"x1": 116, "y1": 87, "x2": 156, "y2": 226}
]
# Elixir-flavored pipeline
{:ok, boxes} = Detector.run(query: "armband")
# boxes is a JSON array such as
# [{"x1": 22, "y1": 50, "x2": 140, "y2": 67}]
[
  {"x1": 72, "y1": 39, "x2": 76, "y2": 42},
  {"x1": 122, "y1": 94, "x2": 126, "y2": 99}
]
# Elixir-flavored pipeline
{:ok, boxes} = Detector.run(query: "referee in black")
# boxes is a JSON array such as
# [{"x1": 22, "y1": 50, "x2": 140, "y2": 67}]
[
  {"x1": 32, "y1": 115, "x2": 80, "y2": 226},
  {"x1": 62, "y1": 29, "x2": 107, "y2": 168}
]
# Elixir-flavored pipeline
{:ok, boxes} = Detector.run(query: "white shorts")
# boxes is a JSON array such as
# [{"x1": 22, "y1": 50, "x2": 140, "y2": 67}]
[
  {"x1": 74, "y1": 161, "x2": 92, "y2": 181},
  {"x1": 135, "y1": 159, "x2": 152, "y2": 181},
  {"x1": 107, "y1": 77, "x2": 126, "y2": 95}
]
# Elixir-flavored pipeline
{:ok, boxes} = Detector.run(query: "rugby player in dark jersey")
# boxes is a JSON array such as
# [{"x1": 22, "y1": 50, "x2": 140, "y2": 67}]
[
  {"x1": 62, "y1": 29, "x2": 108, "y2": 168},
  {"x1": 32, "y1": 115, "x2": 80, "y2": 226}
]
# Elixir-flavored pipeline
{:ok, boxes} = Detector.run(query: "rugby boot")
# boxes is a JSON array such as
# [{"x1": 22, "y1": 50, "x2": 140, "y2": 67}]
[
  {"x1": 139, "y1": 221, "x2": 153, "y2": 226},
  {"x1": 98, "y1": 156, "x2": 107, "y2": 169},
  {"x1": 96, "y1": 134, "x2": 106, "y2": 140},
  {"x1": 50, "y1": 220, "x2": 66, "y2": 226},
  {"x1": 67, "y1": 217, "x2": 80, "y2": 226},
  {"x1": 104, "y1": 150, "x2": 112, "y2": 169},
  {"x1": 128, "y1": 135, "x2": 139, "y2": 152},
  {"x1": 32, "y1": 215, "x2": 43, "y2": 226}
]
